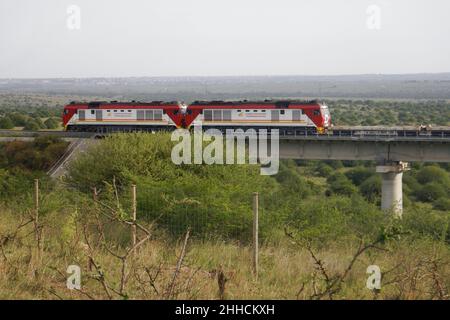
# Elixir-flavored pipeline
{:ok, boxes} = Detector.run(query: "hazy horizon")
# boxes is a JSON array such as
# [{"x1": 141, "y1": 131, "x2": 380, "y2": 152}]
[{"x1": 2, "y1": 72, "x2": 450, "y2": 81}]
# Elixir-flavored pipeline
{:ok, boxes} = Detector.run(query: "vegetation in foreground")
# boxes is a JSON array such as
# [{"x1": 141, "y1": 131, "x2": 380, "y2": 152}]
[{"x1": 0, "y1": 133, "x2": 449, "y2": 299}]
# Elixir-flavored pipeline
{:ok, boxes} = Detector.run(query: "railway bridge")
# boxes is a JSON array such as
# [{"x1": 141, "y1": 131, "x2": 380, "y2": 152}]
[{"x1": 278, "y1": 134, "x2": 450, "y2": 216}]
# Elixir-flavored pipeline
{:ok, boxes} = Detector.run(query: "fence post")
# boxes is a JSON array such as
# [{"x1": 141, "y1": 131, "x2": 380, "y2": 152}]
[
  {"x1": 93, "y1": 187, "x2": 98, "y2": 201},
  {"x1": 33, "y1": 178, "x2": 42, "y2": 261},
  {"x1": 131, "y1": 184, "x2": 137, "y2": 247},
  {"x1": 34, "y1": 179, "x2": 39, "y2": 226},
  {"x1": 252, "y1": 192, "x2": 259, "y2": 278}
]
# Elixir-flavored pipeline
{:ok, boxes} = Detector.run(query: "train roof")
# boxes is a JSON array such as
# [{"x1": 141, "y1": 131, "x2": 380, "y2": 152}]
[
  {"x1": 66, "y1": 101, "x2": 183, "y2": 108},
  {"x1": 190, "y1": 99, "x2": 321, "y2": 106},
  {"x1": 188, "y1": 99, "x2": 323, "y2": 110}
]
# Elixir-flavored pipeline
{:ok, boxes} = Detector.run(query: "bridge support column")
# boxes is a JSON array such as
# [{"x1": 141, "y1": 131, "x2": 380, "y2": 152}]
[{"x1": 376, "y1": 162, "x2": 409, "y2": 218}]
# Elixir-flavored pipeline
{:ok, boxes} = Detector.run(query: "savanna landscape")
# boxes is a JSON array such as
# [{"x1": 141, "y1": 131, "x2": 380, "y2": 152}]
[{"x1": 0, "y1": 93, "x2": 449, "y2": 299}]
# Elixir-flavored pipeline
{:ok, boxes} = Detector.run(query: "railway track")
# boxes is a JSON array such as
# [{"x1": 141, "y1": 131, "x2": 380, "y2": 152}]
[{"x1": 1, "y1": 126, "x2": 450, "y2": 140}]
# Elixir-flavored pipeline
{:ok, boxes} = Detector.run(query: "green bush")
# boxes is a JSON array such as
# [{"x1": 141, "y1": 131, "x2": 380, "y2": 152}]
[
  {"x1": 402, "y1": 208, "x2": 449, "y2": 242},
  {"x1": 66, "y1": 133, "x2": 279, "y2": 241},
  {"x1": 23, "y1": 120, "x2": 41, "y2": 131},
  {"x1": 416, "y1": 166, "x2": 449, "y2": 185},
  {"x1": 9, "y1": 113, "x2": 28, "y2": 126},
  {"x1": 315, "y1": 162, "x2": 334, "y2": 177},
  {"x1": 345, "y1": 166, "x2": 374, "y2": 186},
  {"x1": 359, "y1": 175, "x2": 382, "y2": 202},
  {"x1": 327, "y1": 173, "x2": 358, "y2": 196},
  {"x1": 0, "y1": 116, "x2": 14, "y2": 129},
  {"x1": 433, "y1": 198, "x2": 450, "y2": 211},
  {"x1": 415, "y1": 182, "x2": 446, "y2": 202},
  {"x1": 287, "y1": 195, "x2": 386, "y2": 244},
  {"x1": 44, "y1": 117, "x2": 59, "y2": 129},
  {"x1": 274, "y1": 162, "x2": 311, "y2": 199},
  {"x1": 0, "y1": 137, "x2": 68, "y2": 171}
]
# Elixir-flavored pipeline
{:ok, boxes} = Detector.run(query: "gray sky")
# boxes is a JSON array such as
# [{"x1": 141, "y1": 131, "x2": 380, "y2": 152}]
[{"x1": 1, "y1": 0, "x2": 449, "y2": 78}]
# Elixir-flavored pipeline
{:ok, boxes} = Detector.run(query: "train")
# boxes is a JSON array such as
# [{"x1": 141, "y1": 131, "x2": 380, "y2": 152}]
[
  {"x1": 62, "y1": 100, "x2": 331, "y2": 135},
  {"x1": 62, "y1": 100, "x2": 450, "y2": 137}
]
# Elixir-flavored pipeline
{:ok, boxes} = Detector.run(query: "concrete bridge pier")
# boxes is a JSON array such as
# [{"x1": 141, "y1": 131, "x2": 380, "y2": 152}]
[{"x1": 376, "y1": 161, "x2": 410, "y2": 218}]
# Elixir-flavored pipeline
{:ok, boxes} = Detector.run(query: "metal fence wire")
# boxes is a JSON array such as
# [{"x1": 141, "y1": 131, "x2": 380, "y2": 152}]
[{"x1": 60, "y1": 182, "x2": 265, "y2": 245}]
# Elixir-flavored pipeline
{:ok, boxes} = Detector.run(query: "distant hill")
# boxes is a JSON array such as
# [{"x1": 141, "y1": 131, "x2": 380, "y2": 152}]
[{"x1": 1, "y1": 73, "x2": 450, "y2": 100}]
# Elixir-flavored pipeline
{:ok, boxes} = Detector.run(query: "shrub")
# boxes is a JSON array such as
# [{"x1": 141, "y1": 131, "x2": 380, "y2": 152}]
[
  {"x1": 327, "y1": 173, "x2": 358, "y2": 196},
  {"x1": 44, "y1": 117, "x2": 59, "y2": 129},
  {"x1": 315, "y1": 162, "x2": 334, "y2": 177},
  {"x1": 9, "y1": 113, "x2": 28, "y2": 126},
  {"x1": 359, "y1": 175, "x2": 382, "y2": 202},
  {"x1": 23, "y1": 120, "x2": 41, "y2": 131},
  {"x1": 416, "y1": 166, "x2": 449, "y2": 185},
  {"x1": 433, "y1": 198, "x2": 450, "y2": 211},
  {"x1": 274, "y1": 162, "x2": 311, "y2": 198},
  {"x1": 0, "y1": 116, "x2": 14, "y2": 129},
  {"x1": 287, "y1": 195, "x2": 386, "y2": 244},
  {"x1": 0, "y1": 137, "x2": 68, "y2": 171},
  {"x1": 415, "y1": 182, "x2": 446, "y2": 202},
  {"x1": 66, "y1": 133, "x2": 279, "y2": 241},
  {"x1": 403, "y1": 208, "x2": 449, "y2": 242},
  {"x1": 345, "y1": 166, "x2": 374, "y2": 186}
]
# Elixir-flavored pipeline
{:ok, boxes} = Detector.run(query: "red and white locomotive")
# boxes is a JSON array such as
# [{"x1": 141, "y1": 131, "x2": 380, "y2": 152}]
[
  {"x1": 63, "y1": 100, "x2": 332, "y2": 134},
  {"x1": 63, "y1": 101, "x2": 187, "y2": 132}
]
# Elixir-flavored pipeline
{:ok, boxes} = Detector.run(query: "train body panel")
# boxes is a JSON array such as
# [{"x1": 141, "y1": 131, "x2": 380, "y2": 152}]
[
  {"x1": 187, "y1": 100, "x2": 331, "y2": 132},
  {"x1": 63, "y1": 101, "x2": 186, "y2": 131}
]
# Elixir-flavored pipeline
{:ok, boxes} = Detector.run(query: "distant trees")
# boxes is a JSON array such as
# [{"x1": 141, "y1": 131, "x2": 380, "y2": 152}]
[
  {"x1": 326, "y1": 173, "x2": 357, "y2": 196},
  {"x1": 44, "y1": 117, "x2": 59, "y2": 129},
  {"x1": 327, "y1": 99, "x2": 450, "y2": 126},
  {"x1": 315, "y1": 162, "x2": 333, "y2": 178},
  {"x1": 9, "y1": 113, "x2": 28, "y2": 126},
  {"x1": 416, "y1": 166, "x2": 449, "y2": 185},
  {"x1": 0, "y1": 116, "x2": 14, "y2": 129},
  {"x1": 415, "y1": 182, "x2": 446, "y2": 202},
  {"x1": 406, "y1": 165, "x2": 450, "y2": 209},
  {"x1": 0, "y1": 136, "x2": 68, "y2": 171},
  {"x1": 23, "y1": 120, "x2": 41, "y2": 131},
  {"x1": 345, "y1": 167, "x2": 374, "y2": 186},
  {"x1": 433, "y1": 197, "x2": 450, "y2": 211},
  {"x1": 0, "y1": 103, "x2": 62, "y2": 131},
  {"x1": 359, "y1": 175, "x2": 382, "y2": 202}
]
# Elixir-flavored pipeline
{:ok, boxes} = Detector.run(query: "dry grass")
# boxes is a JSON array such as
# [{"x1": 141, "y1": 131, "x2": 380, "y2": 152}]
[{"x1": 0, "y1": 204, "x2": 449, "y2": 300}]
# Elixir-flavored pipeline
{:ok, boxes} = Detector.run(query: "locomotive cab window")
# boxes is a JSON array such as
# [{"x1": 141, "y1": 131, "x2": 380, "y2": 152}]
[
  {"x1": 63, "y1": 109, "x2": 68, "y2": 115},
  {"x1": 314, "y1": 110, "x2": 321, "y2": 116}
]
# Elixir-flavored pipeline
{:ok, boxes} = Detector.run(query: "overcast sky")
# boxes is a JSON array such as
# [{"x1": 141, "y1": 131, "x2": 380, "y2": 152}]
[{"x1": 0, "y1": 0, "x2": 449, "y2": 78}]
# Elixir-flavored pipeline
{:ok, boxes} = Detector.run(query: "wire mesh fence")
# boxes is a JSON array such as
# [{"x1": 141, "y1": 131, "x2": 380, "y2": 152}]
[{"x1": 25, "y1": 178, "x2": 267, "y2": 246}]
